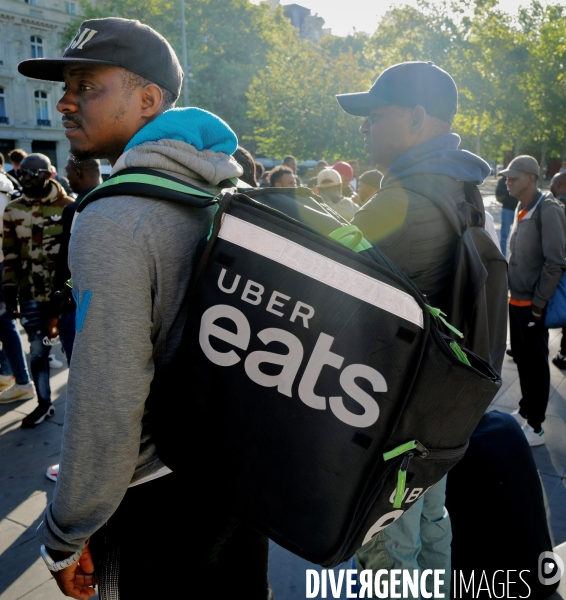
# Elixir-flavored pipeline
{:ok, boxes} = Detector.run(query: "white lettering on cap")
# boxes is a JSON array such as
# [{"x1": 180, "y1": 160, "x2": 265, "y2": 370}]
[{"x1": 68, "y1": 28, "x2": 98, "y2": 51}]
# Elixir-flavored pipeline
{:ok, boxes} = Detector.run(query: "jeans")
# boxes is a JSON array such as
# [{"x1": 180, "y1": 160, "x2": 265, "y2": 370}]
[
  {"x1": 500, "y1": 208, "x2": 515, "y2": 257},
  {"x1": 0, "y1": 307, "x2": 31, "y2": 385},
  {"x1": 0, "y1": 262, "x2": 31, "y2": 385},
  {"x1": 355, "y1": 475, "x2": 451, "y2": 599},
  {"x1": 509, "y1": 303, "x2": 549, "y2": 430},
  {"x1": 58, "y1": 310, "x2": 76, "y2": 366},
  {"x1": 19, "y1": 298, "x2": 51, "y2": 404}
]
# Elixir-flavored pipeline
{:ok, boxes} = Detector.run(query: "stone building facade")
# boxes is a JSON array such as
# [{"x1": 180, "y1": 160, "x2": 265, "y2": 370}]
[{"x1": 0, "y1": 0, "x2": 81, "y2": 169}]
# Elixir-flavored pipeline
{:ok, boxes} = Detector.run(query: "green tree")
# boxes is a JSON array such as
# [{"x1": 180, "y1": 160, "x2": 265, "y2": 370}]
[{"x1": 246, "y1": 36, "x2": 372, "y2": 160}]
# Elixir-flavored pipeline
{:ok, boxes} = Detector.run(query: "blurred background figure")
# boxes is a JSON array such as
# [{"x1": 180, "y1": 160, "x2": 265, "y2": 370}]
[
  {"x1": 314, "y1": 167, "x2": 357, "y2": 221},
  {"x1": 307, "y1": 160, "x2": 328, "y2": 188},
  {"x1": 254, "y1": 162, "x2": 265, "y2": 187},
  {"x1": 347, "y1": 159, "x2": 360, "y2": 191},
  {"x1": 233, "y1": 146, "x2": 258, "y2": 187},
  {"x1": 495, "y1": 173, "x2": 518, "y2": 257},
  {"x1": 7, "y1": 149, "x2": 28, "y2": 186},
  {"x1": 283, "y1": 155, "x2": 301, "y2": 185},
  {"x1": 332, "y1": 161, "x2": 360, "y2": 205},
  {"x1": 49, "y1": 164, "x2": 73, "y2": 196},
  {"x1": 357, "y1": 170, "x2": 383, "y2": 205},
  {"x1": 268, "y1": 165, "x2": 296, "y2": 188}
]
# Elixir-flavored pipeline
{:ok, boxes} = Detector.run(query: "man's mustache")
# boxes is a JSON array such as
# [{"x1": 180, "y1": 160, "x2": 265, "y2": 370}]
[{"x1": 62, "y1": 116, "x2": 83, "y2": 127}]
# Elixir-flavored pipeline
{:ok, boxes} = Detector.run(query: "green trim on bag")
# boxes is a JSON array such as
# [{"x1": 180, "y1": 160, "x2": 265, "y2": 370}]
[
  {"x1": 207, "y1": 203, "x2": 220, "y2": 241},
  {"x1": 383, "y1": 440, "x2": 418, "y2": 461},
  {"x1": 328, "y1": 225, "x2": 372, "y2": 253},
  {"x1": 426, "y1": 305, "x2": 464, "y2": 339},
  {"x1": 393, "y1": 466, "x2": 408, "y2": 509},
  {"x1": 65, "y1": 278, "x2": 73, "y2": 289},
  {"x1": 450, "y1": 341, "x2": 471, "y2": 366},
  {"x1": 89, "y1": 173, "x2": 217, "y2": 199}
]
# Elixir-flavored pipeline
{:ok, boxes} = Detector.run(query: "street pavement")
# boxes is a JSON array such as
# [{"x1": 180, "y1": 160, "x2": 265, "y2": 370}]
[{"x1": 0, "y1": 177, "x2": 565, "y2": 599}]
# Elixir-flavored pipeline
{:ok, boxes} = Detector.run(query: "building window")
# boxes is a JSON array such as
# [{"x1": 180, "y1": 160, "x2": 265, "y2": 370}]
[
  {"x1": 65, "y1": 1, "x2": 77, "y2": 14},
  {"x1": 25, "y1": 0, "x2": 38, "y2": 4},
  {"x1": 0, "y1": 88, "x2": 7, "y2": 124},
  {"x1": 35, "y1": 91, "x2": 50, "y2": 126},
  {"x1": 30, "y1": 36, "x2": 43, "y2": 59}
]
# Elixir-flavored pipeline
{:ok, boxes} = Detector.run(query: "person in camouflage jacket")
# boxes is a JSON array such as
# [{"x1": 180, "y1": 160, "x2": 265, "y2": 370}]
[{"x1": 2, "y1": 153, "x2": 74, "y2": 427}]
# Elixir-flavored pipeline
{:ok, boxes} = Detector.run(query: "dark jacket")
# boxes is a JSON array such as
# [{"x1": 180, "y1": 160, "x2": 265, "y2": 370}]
[
  {"x1": 50, "y1": 190, "x2": 94, "y2": 316},
  {"x1": 508, "y1": 192, "x2": 566, "y2": 308},
  {"x1": 353, "y1": 133, "x2": 507, "y2": 368},
  {"x1": 495, "y1": 176, "x2": 518, "y2": 211}
]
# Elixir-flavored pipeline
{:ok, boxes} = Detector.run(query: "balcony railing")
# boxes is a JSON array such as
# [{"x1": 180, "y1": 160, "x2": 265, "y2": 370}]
[
  {"x1": 37, "y1": 119, "x2": 50, "y2": 127},
  {"x1": 0, "y1": 116, "x2": 8, "y2": 124}
]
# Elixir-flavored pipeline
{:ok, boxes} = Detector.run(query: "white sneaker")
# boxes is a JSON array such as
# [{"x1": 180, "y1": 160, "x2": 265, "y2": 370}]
[
  {"x1": 0, "y1": 382, "x2": 36, "y2": 404},
  {"x1": 49, "y1": 354, "x2": 64, "y2": 369},
  {"x1": 0, "y1": 374, "x2": 14, "y2": 391},
  {"x1": 510, "y1": 409, "x2": 527, "y2": 428},
  {"x1": 522, "y1": 424, "x2": 545, "y2": 446},
  {"x1": 46, "y1": 464, "x2": 59, "y2": 482}
]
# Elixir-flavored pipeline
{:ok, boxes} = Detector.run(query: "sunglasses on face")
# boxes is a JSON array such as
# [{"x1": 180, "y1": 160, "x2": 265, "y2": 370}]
[{"x1": 16, "y1": 168, "x2": 50, "y2": 179}]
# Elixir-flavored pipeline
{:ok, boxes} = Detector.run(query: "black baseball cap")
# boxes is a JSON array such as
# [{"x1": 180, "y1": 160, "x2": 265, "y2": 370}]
[
  {"x1": 336, "y1": 61, "x2": 458, "y2": 123},
  {"x1": 18, "y1": 18, "x2": 183, "y2": 99}
]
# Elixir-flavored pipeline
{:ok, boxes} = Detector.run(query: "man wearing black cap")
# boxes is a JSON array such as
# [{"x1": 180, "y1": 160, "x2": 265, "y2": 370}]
[
  {"x1": 18, "y1": 17, "x2": 274, "y2": 600},
  {"x1": 336, "y1": 61, "x2": 502, "y2": 595}
]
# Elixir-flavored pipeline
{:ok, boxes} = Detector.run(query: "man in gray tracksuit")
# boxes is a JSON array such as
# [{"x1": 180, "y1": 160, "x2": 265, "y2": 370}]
[
  {"x1": 504, "y1": 155, "x2": 566, "y2": 447},
  {"x1": 19, "y1": 18, "x2": 272, "y2": 600}
]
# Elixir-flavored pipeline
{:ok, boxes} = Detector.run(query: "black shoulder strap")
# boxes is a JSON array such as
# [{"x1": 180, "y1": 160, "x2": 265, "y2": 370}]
[
  {"x1": 461, "y1": 182, "x2": 486, "y2": 230},
  {"x1": 76, "y1": 167, "x2": 240, "y2": 213}
]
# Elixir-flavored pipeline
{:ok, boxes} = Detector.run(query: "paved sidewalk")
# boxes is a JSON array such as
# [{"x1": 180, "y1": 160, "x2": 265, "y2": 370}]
[{"x1": 1, "y1": 178, "x2": 565, "y2": 599}]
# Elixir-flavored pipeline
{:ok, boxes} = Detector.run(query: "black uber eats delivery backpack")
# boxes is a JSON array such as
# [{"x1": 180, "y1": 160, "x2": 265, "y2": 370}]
[{"x1": 79, "y1": 167, "x2": 502, "y2": 567}]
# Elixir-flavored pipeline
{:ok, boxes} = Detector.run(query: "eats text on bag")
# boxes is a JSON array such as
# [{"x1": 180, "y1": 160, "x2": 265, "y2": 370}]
[{"x1": 198, "y1": 267, "x2": 388, "y2": 428}]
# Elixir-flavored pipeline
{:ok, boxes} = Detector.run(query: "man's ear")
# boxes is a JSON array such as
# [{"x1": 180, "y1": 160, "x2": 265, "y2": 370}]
[
  {"x1": 139, "y1": 83, "x2": 164, "y2": 119},
  {"x1": 409, "y1": 105, "x2": 426, "y2": 134}
]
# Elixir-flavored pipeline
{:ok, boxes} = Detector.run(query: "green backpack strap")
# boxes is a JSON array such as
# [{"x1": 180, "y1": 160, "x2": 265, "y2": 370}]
[{"x1": 77, "y1": 167, "x2": 242, "y2": 213}]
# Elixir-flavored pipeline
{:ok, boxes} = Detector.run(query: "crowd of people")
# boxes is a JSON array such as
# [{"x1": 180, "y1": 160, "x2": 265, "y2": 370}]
[{"x1": 0, "y1": 14, "x2": 564, "y2": 600}]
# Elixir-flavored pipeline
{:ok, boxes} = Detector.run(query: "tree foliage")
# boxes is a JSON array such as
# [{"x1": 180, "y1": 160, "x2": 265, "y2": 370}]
[{"x1": 66, "y1": 0, "x2": 566, "y2": 165}]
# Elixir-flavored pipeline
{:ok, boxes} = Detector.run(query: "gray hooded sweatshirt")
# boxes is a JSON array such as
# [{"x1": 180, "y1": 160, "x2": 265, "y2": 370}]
[{"x1": 37, "y1": 139, "x2": 242, "y2": 552}]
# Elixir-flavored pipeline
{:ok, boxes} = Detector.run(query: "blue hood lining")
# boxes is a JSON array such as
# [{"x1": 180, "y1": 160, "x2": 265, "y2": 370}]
[{"x1": 125, "y1": 107, "x2": 238, "y2": 155}]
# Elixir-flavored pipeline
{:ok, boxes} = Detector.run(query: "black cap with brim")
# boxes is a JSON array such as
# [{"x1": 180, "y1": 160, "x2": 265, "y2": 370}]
[
  {"x1": 335, "y1": 91, "x2": 386, "y2": 117},
  {"x1": 336, "y1": 61, "x2": 458, "y2": 123},
  {"x1": 18, "y1": 58, "x2": 119, "y2": 82},
  {"x1": 17, "y1": 17, "x2": 183, "y2": 99}
]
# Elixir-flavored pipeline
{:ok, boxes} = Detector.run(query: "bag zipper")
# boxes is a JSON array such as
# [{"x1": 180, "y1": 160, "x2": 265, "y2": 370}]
[{"x1": 383, "y1": 439, "x2": 468, "y2": 508}]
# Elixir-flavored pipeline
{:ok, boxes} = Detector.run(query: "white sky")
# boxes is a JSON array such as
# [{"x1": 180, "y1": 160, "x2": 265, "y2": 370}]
[{"x1": 252, "y1": 0, "x2": 566, "y2": 37}]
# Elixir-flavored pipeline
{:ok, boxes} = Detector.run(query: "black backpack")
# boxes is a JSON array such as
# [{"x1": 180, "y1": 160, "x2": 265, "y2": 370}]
[{"x1": 80, "y1": 168, "x2": 502, "y2": 567}]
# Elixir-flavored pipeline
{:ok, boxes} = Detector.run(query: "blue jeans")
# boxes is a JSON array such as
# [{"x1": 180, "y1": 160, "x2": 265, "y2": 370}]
[
  {"x1": 58, "y1": 310, "x2": 76, "y2": 367},
  {"x1": 355, "y1": 475, "x2": 451, "y2": 599},
  {"x1": 0, "y1": 263, "x2": 31, "y2": 385},
  {"x1": 500, "y1": 208, "x2": 515, "y2": 257},
  {"x1": 19, "y1": 298, "x2": 51, "y2": 404},
  {"x1": 0, "y1": 307, "x2": 31, "y2": 385}
]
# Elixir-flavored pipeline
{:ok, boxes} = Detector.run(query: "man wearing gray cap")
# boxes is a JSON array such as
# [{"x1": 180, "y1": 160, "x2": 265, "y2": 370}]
[
  {"x1": 18, "y1": 17, "x2": 274, "y2": 600},
  {"x1": 336, "y1": 61, "x2": 507, "y2": 597},
  {"x1": 503, "y1": 155, "x2": 566, "y2": 446}
]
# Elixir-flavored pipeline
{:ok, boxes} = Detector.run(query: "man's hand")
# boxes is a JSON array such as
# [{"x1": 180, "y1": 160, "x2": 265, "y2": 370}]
[
  {"x1": 46, "y1": 317, "x2": 60, "y2": 339},
  {"x1": 532, "y1": 306, "x2": 543, "y2": 321},
  {"x1": 50, "y1": 543, "x2": 97, "y2": 599}
]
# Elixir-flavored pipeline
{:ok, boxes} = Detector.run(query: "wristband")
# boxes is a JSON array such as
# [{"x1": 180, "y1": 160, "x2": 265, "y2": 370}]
[{"x1": 40, "y1": 545, "x2": 81, "y2": 572}]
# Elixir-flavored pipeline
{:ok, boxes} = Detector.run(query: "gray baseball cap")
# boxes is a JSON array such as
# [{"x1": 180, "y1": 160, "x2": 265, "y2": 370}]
[
  {"x1": 499, "y1": 155, "x2": 540, "y2": 178},
  {"x1": 18, "y1": 17, "x2": 183, "y2": 99}
]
